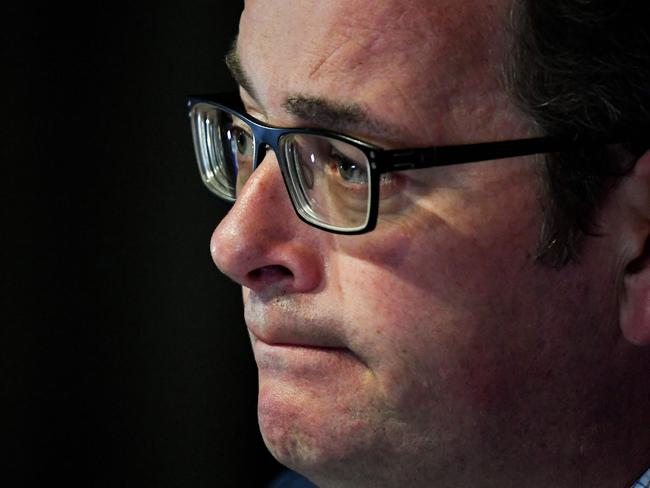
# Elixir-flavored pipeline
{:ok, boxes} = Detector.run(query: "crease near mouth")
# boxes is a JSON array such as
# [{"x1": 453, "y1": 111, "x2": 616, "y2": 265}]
[
  {"x1": 257, "y1": 338, "x2": 348, "y2": 351},
  {"x1": 276, "y1": 343, "x2": 347, "y2": 350}
]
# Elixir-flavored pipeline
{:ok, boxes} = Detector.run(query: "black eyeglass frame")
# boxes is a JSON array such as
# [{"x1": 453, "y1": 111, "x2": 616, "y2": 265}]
[{"x1": 188, "y1": 92, "x2": 643, "y2": 234}]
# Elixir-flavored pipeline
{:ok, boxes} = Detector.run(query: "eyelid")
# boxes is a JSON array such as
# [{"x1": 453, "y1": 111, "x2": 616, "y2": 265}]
[
  {"x1": 232, "y1": 123, "x2": 254, "y2": 139},
  {"x1": 330, "y1": 140, "x2": 365, "y2": 162}
]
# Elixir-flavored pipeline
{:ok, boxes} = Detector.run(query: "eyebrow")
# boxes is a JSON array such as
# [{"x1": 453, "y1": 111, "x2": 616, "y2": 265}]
[
  {"x1": 225, "y1": 44, "x2": 401, "y2": 141},
  {"x1": 282, "y1": 95, "x2": 398, "y2": 138}
]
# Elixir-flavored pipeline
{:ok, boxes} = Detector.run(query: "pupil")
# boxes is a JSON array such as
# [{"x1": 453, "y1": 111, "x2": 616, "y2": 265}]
[
  {"x1": 339, "y1": 160, "x2": 356, "y2": 178},
  {"x1": 237, "y1": 131, "x2": 248, "y2": 153}
]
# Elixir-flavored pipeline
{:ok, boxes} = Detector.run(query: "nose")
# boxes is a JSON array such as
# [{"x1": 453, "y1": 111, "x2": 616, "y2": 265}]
[{"x1": 210, "y1": 151, "x2": 324, "y2": 295}]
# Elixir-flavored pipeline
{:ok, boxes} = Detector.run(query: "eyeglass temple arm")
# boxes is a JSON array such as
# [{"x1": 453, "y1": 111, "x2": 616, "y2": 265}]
[{"x1": 376, "y1": 133, "x2": 646, "y2": 171}]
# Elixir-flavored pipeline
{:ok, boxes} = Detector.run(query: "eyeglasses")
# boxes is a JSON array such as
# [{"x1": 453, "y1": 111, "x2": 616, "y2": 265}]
[{"x1": 187, "y1": 92, "x2": 634, "y2": 234}]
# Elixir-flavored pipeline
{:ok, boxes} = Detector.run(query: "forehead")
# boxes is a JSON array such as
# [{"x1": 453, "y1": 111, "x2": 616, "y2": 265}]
[
  {"x1": 241, "y1": 0, "x2": 503, "y2": 61},
  {"x1": 238, "y1": 0, "x2": 520, "y2": 145}
]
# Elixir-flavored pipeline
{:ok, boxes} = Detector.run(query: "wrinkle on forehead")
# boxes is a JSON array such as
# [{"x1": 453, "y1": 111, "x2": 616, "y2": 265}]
[
  {"x1": 241, "y1": 0, "x2": 506, "y2": 79},
  {"x1": 302, "y1": 0, "x2": 507, "y2": 78},
  {"x1": 306, "y1": 31, "x2": 356, "y2": 80}
]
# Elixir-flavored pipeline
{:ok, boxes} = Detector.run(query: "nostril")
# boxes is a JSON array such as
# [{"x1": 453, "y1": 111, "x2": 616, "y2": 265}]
[{"x1": 248, "y1": 265, "x2": 293, "y2": 283}]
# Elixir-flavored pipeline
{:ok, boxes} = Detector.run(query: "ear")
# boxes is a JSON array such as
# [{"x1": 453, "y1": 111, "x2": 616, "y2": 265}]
[{"x1": 618, "y1": 148, "x2": 650, "y2": 346}]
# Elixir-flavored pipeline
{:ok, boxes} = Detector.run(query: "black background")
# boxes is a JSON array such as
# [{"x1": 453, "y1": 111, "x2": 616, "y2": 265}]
[{"x1": 4, "y1": 1, "x2": 284, "y2": 485}]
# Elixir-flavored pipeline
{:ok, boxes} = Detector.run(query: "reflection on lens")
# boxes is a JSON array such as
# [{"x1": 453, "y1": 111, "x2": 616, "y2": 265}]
[
  {"x1": 190, "y1": 102, "x2": 256, "y2": 201},
  {"x1": 298, "y1": 152, "x2": 315, "y2": 190},
  {"x1": 223, "y1": 123, "x2": 254, "y2": 196}
]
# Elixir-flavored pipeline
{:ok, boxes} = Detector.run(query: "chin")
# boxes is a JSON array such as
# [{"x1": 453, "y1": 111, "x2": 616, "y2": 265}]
[
  {"x1": 256, "y1": 376, "x2": 384, "y2": 482},
  {"x1": 255, "y1": 374, "x2": 469, "y2": 488}
]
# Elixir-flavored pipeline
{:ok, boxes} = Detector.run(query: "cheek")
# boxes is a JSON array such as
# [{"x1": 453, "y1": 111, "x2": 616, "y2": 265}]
[
  {"x1": 338, "y1": 184, "x2": 542, "y2": 333},
  {"x1": 340, "y1": 161, "x2": 543, "y2": 277},
  {"x1": 330, "y1": 170, "x2": 544, "y2": 410}
]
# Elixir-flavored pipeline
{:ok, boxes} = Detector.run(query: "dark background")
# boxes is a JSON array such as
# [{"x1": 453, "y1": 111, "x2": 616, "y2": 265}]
[{"x1": 4, "y1": 1, "x2": 284, "y2": 485}]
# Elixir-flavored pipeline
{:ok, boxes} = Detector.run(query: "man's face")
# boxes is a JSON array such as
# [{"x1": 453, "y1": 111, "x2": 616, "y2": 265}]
[{"x1": 211, "y1": 0, "x2": 629, "y2": 485}]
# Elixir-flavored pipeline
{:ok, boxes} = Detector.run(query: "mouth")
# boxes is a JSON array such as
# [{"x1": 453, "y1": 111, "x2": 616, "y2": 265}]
[
  {"x1": 248, "y1": 327, "x2": 349, "y2": 352},
  {"x1": 246, "y1": 321, "x2": 359, "y2": 372},
  {"x1": 245, "y1": 303, "x2": 350, "y2": 351},
  {"x1": 249, "y1": 335, "x2": 357, "y2": 382},
  {"x1": 243, "y1": 297, "x2": 361, "y2": 369}
]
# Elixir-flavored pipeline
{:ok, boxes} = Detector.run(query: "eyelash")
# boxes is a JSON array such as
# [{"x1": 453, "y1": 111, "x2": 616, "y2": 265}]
[{"x1": 326, "y1": 149, "x2": 404, "y2": 198}]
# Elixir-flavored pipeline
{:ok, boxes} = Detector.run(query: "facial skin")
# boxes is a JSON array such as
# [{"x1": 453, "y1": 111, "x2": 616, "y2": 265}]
[{"x1": 210, "y1": 0, "x2": 650, "y2": 486}]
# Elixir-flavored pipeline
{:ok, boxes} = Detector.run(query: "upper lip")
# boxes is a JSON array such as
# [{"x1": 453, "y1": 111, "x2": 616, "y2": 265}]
[{"x1": 247, "y1": 322, "x2": 348, "y2": 350}]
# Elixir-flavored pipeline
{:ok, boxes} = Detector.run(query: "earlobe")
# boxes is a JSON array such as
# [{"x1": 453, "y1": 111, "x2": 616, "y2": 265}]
[{"x1": 619, "y1": 149, "x2": 650, "y2": 346}]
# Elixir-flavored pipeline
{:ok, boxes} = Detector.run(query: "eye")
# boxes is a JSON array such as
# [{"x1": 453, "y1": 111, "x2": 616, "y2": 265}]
[
  {"x1": 231, "y1": 127, "x2": 252, "y2": 156},
  {"x1": 332, "y1": 152, "x2": 368, "y2": 185}
]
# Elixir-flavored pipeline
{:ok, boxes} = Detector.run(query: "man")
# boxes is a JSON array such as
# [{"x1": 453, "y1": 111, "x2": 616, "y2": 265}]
[{"x1": 189, "y1": 0, "x2": 649, "y2": 486}]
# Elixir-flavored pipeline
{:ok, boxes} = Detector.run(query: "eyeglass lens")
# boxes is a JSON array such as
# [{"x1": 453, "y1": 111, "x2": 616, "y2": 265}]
[{"x1": 191, "y1": 103, "x2": 372, "y2": 231}]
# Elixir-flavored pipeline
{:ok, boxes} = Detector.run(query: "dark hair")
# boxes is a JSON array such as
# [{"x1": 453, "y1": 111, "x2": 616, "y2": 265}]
[{"x1": 507, "y1": 0, "x2": 650, "y2": 267}]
